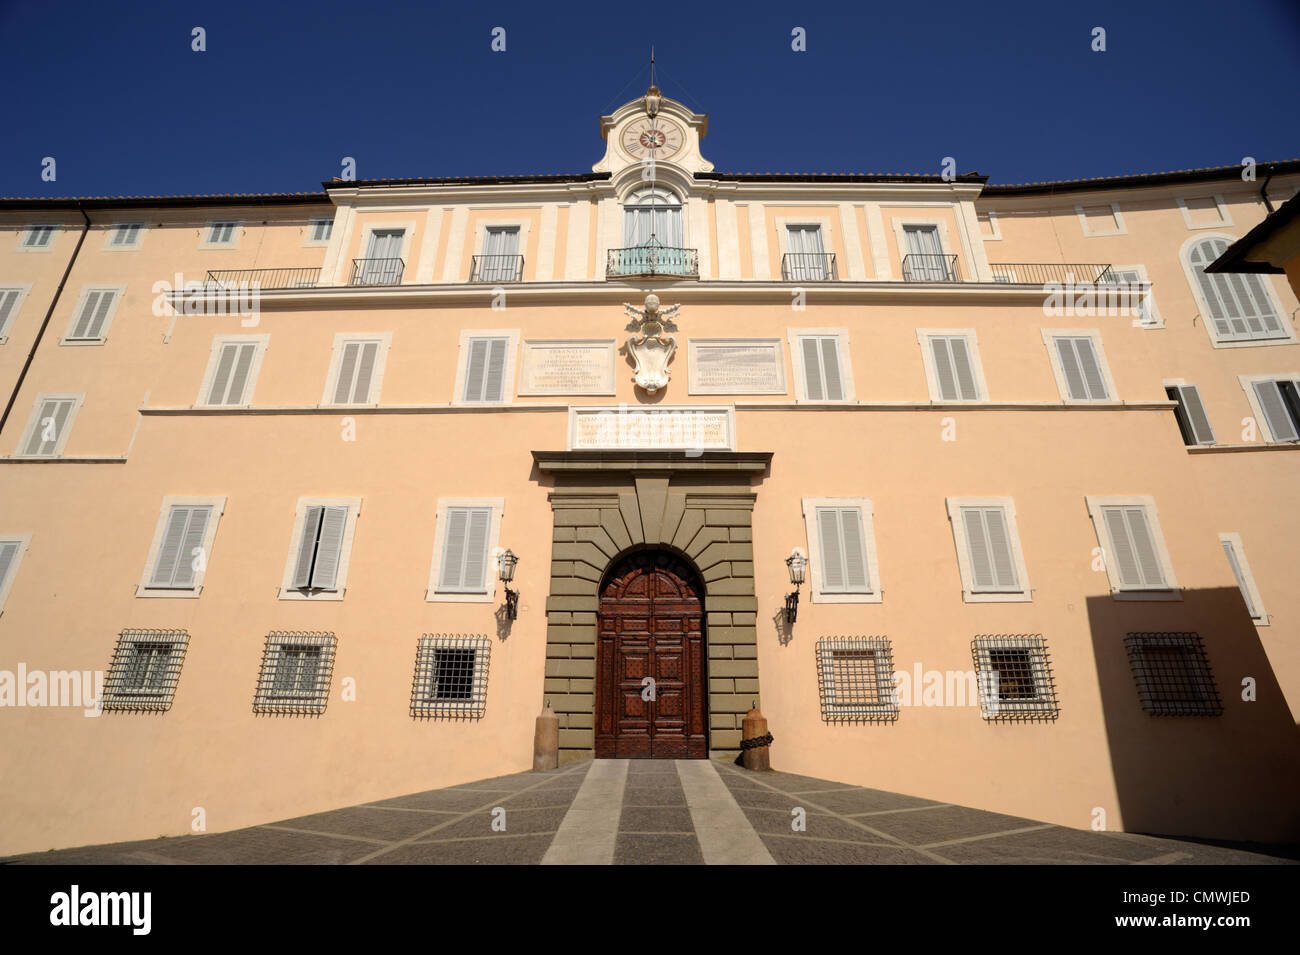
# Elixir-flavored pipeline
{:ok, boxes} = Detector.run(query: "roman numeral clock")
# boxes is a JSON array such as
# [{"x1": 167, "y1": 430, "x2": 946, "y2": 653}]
[{"x1": 621, "y1": 116, "x2": 684, "y2": 161}]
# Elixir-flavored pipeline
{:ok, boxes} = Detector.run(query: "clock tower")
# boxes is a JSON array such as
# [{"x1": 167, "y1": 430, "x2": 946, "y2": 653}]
[{"x1": 592, "y1": 85, "x2": 713, "y2": 181}]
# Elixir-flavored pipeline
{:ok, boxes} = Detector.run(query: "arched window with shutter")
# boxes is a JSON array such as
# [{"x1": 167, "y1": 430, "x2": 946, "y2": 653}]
[
  {"x1": 622, "y1": 186, "x2": 683, "y2": 248},
  {"x1": 1185, "y1": 236, "x2": 1286, "y2": 343}
]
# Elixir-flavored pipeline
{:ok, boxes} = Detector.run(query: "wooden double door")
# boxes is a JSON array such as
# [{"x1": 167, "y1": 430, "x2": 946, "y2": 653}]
[{"x1": 596, "y1": 551, "x2": 708, "y2": 758}]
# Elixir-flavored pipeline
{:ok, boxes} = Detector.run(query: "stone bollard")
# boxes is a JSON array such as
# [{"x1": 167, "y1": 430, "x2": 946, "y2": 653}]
[
  {"x1": 533, "y1": 701, "x2": 559, "y2": 772},
  {"x1": 740, "y1": 703, "x2": 773, "y2": 771}
]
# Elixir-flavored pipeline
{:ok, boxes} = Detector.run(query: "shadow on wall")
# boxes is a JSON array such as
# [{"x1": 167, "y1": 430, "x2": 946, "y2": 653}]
[{"x1": 1086, "y1": 587, "x2": 1300, "y2": 844}]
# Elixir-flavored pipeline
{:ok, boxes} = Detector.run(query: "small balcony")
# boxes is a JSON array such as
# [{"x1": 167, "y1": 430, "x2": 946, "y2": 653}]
[
  {"x1": 607, "y1": 245, "x2": 699, "y2": 279},
  {"x1": 350, "y1": 258, "x2": 404, "y2": 286},
  {"x1": 470, "y1": 254, "x2": 525, "y2": 283},
  {"x1": 990, "y1": 263, "x2": 1116, "y2": 285},
  {"x1": 901, "y1": 254, "x2": 961, "y2": 283},
  {"x1": 204, "y1": 267, "x2": 320, "y2": 290},
  {"x1": 782, "y1": 253, "x2": 839, "y2": 282}
]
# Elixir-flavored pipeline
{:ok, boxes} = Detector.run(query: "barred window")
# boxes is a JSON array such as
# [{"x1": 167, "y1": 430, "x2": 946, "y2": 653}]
[
  {"x1": 816, "y1": 636, "x2": 898, "y2": 723},
  {"x1": 972, "y1": 635, "x2": 1060, "y2": 721},
  {"x1": 102, "y1": 629, "x2": 190, "y2": 712},
  {"x1": 1125, "y1": 632, "x2": 1222, "y2": 716},
  {"x1": 411, "y1": 634, "x2": 491, "y2": 720},
  {"x1": 253, "y1": 632, "x2": 337, "y2": 715}
]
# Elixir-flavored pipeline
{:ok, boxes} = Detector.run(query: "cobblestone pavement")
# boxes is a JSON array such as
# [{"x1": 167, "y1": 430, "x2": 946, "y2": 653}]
[{"x1": 6, "y1": 759, "x2": 1296, "y2": 865}]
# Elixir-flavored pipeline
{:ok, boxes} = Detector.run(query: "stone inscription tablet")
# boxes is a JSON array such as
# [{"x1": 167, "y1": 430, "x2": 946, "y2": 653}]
[
  {"x1": 519, "y1": 339, "x2": 616, "y2": 395},
  {"x1": 568, "y1": 405, "x2": 735, "y2": 451},
  {"x1": 688, "y1": 339, "x2": 786, "y2": 395}
]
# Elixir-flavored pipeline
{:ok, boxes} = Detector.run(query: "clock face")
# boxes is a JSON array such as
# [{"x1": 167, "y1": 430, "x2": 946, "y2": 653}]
[{"x1": 621, "y1": 118, "x2": 684, "y2": 160}]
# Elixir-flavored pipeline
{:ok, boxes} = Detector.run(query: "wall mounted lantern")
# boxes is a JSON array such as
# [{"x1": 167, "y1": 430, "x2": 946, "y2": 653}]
[
  {"x1": 498, "y1": 549, "x2": 520, "y2": 620},
  {"x1": 785, "y1": 549, "x2": 807, "y2": 625}
]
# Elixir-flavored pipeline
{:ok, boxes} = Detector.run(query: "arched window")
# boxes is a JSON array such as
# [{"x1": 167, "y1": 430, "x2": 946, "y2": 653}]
[
  {"x1": 622, "y1": 187, "x2": 683, "y2": 248},
  {"x1": 1186, "y1": 237, "x2": 1284, "y2": 342}
]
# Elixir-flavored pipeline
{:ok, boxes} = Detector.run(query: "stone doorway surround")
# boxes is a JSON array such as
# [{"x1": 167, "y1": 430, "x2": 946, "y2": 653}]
[{"x1": 533, "y1": 450, "x2": 771, "y2": 764}]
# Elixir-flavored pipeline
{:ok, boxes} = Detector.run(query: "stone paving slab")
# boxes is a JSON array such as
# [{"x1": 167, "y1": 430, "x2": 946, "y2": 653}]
[{"x1": 5, "y1": 758, "x2": 1297, "y2": 866}]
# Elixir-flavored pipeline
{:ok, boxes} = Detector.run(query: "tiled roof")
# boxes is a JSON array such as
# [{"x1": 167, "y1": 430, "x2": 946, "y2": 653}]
[
  {"x1": 323, "y1": 173, "x2": 609, "y2": 188},
  {"x1": 0, "y1": 191, "x2": 328, "y2": 209},
  {"x1": 983, "y1": 159, "x2": 1300, "y2": 195}
]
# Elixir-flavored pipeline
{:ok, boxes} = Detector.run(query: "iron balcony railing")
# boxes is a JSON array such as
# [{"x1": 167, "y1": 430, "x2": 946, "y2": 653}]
[
  {"x1": 204, "y1": 267, "x2": 320, "y2": 290},
  {"x1": 607, "y1": 245, "x2": 699, "y2": 278},
  {"x1": 990, "y1": 263, "x2": 1116, "y2": 285},
  {"x1": 901, "y1": 254, "x2": 961, "y2": 283},
  {"x1": 781, "y1": 253, "x2": 839, "y2": 281},
  {"x1": 350, "y1": 257, "x2": 405, "y2": 286},
  {"x1": 470, "y1": 254, "x2": 525, "y2": 283}
]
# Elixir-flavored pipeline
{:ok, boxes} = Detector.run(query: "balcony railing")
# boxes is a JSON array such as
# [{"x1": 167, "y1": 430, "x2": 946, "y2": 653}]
[
  {"x1": 782, "y1": 253, "x2": 839, "y2": 282},
  {"x1": 350, "y1": 257, "x2": 405, "y2": 286},
  {"x1": 470, "y1": 254, "x2": 525, "y2": 283},
  {"x1": 204, "y1": 268, "x2": 320, "y2": 290},
  {"x1": 901, "y1": 254, "x2": 961, "y2": 283},
  {"x1": 990, "y1": 263, "x2": 1116, "y2": 285},
  {"x1": 607, "y1": 245, "x2": 699, "y2": 279}
]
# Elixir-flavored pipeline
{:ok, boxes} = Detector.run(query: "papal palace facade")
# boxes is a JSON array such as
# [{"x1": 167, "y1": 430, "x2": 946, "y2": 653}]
[{"x1": 2, "y1": 89, "x2": 1298, "y2": 855}]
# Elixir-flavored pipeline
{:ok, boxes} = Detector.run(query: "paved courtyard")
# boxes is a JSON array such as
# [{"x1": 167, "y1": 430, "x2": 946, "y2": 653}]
[{"x1": 6, "y1": 759, "x2": 1296, "y2": 865}]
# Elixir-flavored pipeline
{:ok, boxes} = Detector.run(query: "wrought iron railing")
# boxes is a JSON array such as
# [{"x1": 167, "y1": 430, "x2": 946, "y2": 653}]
[
  {"x1": 350, "y1": 257, "x2": 405, "y2": 286},
  {"x1": 607, "y1": 245, "x2": 699, "y2": 278},
  {"x1": 204, "y1": 268, "x2": 320, "y2": 290},
  {"x1": 782, "y1": 253, "x2": 839, "y2": 281},
  {"x1": 470, "y1": 254, "x2": 524, "y2": 283},
  {"x1": 901, "y1": 254, "x2": 961, "y2": 282},
  {"x1": 989, "y1": 263, "x2": 1116, "y2": 285}
]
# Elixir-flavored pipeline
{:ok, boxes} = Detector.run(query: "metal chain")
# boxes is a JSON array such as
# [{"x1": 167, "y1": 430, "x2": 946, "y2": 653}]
[{"x1": 739, "y1": 732, "x2": 774, "y2": 750}]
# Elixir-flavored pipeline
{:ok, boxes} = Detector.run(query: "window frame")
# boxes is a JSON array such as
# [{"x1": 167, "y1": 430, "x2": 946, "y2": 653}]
[
  {"x1": 303, "y1": 217, "x2": 335, "y2": 247},
  {"x1": 101, "y1": 629, "x2": 191, "y2": 712},
  {"x1": 0, "y1": 533, "x2": 33, "y2": 617},
  {"x1": 787, "y1": 327, "x2": 856, "y2": 404},
  {"x1": 1124, "y1": 632, "x2": 1222, "y2": 717},
  {"x1": 196, "y1": 334, "x2": 270, "y2": 407},
  {"x1": 1161, "y1": 378, "x2": 1217, "y2": 446},
  {"x1": 321, "y1": 332, "x2": 392, "y2": 406},
  {"x1": 60, "y1": 284, "x2": 126, "y2": 345},
  {"x1": 1106, "y1": 263, "x2": 1163, "y2": 328},
  {"x1": 17, "y1": 224, "x2": 59, "y2": 252},
  {"x1": 1084, "y1": 495, "x2": 1181, "y2": 601},
  {"x1": 0, "y1": 283, "x2": 34, "y2": 343},
  {"x1": 426, "y1": 497, "x2": 505, "y2": 603},
  {"x1": 917, "y1": 328, "x2": 990, "y2": 402},
  {"x1": 970, "y1": 635, "x2": 1060, "y2": 721},
  {"x1": 103, "y1": 222, "x2": 146, "y2": 251},
  {"x1": 411, "y1": 634, "x2": 492, "y2": 719},
  {"x1": 945, "y1": 497, "x2": 1032, "y2": 603},
  {"x1": 473, "y1": 221, "x2": 529, "y2": 282},
  {"x1": 1238, "y1": 373, "x2": 1300, "y2": 443},
  {"x1": 253, "y1": 632, "x2": 338, "y2": 715},
  {"x1": 278, "y1": 497, "x2": 363, "y2": 601},
  {"x1": 1181, "y1": 233, "x2": 1294, "y2": 349},
  {"x1": 200, "y1": 220, "x2": 242, "y2": 250},
  {"x1": 14, "y1": 392, "x2": 84, "y2": 458},
  {"x1": 1042, "y1": 328, "x2": 1118, "y2": 403},
  {"x1": 815, "y1": 636, "x2": 899, "y2": 723},
  {"x1": 1074, "y1": 201, "x2": 1127, "y2": 237},
  {"x1": 801, "y1": 496, "x2": 882, "y2": 604},
  {"x1": 451, "y1": 329, "x2": 519, "y2": 406},
  {"x1": 136, "y1": 496, "x2": 227, "y2": 598},
  {"x1": 1176, "y1": 194, "x2": 1233, "y2": 231},
  {"x1": 976, "y1": 210, "x2": 1002, "y2": 241},
  {"x1": 1217, "y1": 532, "x2": 1268, "y2": 626}
]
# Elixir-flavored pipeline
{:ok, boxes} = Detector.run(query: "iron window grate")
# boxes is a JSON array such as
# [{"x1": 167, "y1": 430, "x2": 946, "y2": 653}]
[
  {"x1": 971, "y1": 634, "x2": 1060, "y2": 721},
  {"x1": 1125, "y1": 632, "x2": 1222, "y2": 716},
  {"x1": 411, "y1": 634, "x2": 491, "y2": 720},
  {"x1": 101, "y1": 629, "x2": 190, "y2": 713},
  {"x1": 816, "y1": 636, "x2": 899, "y2": 723},
  {"x1": 253, "y1": 631, "x2": 337, "y2": 716}
]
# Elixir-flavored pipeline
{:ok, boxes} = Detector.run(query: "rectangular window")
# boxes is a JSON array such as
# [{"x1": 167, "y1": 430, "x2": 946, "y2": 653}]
[
  {"x1": 204, "y1": 221, "x2": 239, "y2": 246},
  {"x1": 1106, "y1": 267, "x2": 1159, "y2": 326},
  {"x1": 197, "y1": 335, "x2": 268, "y2": 406},
  {"x1": 816, "y1": 637, "x2": 898, "y2": 723},
  {"x1": 325, "y1": 334, "x2": 389, "y2": 405},
  {"x1": 254, "y1": 632, "x2": 337, "y2": 714},
  {"x1": 63, "y1": 287, "x2": 122, "y2": 342},
  {"x1": 279, "y1": 499, "x2": 361, "y2": 599},
  {"x1": 0, "y1": 286, "x2": 29, "y2": 340},
  {"x1": 456, "y1": 333, "x2": 515, "y2": 404},
  {"x1": 946, "y1": 498, "x2": 1031, "y2": 602},
  {"x1": 802, "y1": 497, "x2": 880, "y2": 603},
  {"x1": 101, "y1": 630, "x2": 190, "y2": 711},
  {"x1": 1188, "y1": 238, "x2": 1287, "y2": 344},
  {"x1": 474, "y1": 226, "x2": 522, "y2": 282},
  {"x1": 1075, "y1": 203, "x2": 1126, "y2": 236},
  {"x1": 1085, "y1": 496, "x2": 1179, "y2": 599},
  {"x1": 308, "y1": 219, "x2": 333, "y2": 243},
  {"x1": 784, "y1": 225, "x2": 831, "y2": 280},
  {"x1": 1044, "y1": 331, "x2": 1114, "y2": 401},
  {"x1": 108, "y1": 223, "x2": 143, "y2": 248},
  {"x1": 971, "y1": 635, "x2": 1059, "y2": 721},
  {"x1": 21, "y1": 225, "x2": 57, "y2": 249},
  {"x1": 18, "y1": 394, "x2": 82, "y2": 457},
  {"x1": 1244, "y1": 377, "x2": 1300, "y2": 443},
  {"x1": 1125, "y1": 632, "x2": 1222, "y2": 717},
  {"x1": 427, "y1": 499, "x2": 504, "y2": 602},
  {"x1": 356, "y1": 229, "x2": 405, "y2": 285},
  {"x1": 790, "y1": 329, "x2": 853, "y2": 402},
  {"x1": 920, "y1": 330, "x2": 986, "y2": 401},
  {"x1": 0, "y1": 535, "x2": 32, "y2": 616},
  {"x1": 1165, "y1": 384, "x2": 1216, "y2": 446},
  {"x1": 138, "y1": 497, "x2": 225, "y2": 597},
  {"x1": 1218, "y1": 533, "x2": 1268, "y2": 625},
  {"x1": 411, "y1": 634, "x2": 491, "y2": 719}
]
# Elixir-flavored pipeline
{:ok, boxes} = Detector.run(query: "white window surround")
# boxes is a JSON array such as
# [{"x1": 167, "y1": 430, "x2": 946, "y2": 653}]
[
  {"x1": 916, "y1": 329, "x2": 990, "y2": 402},
  {"x1": 321, "y1": 332, "x2": 393, "y2": 406},
  {"x1": 303, "y1": 218, "x2": 334, "y2": 247},
  {"x1": 103, "y1": 222, "x2": 146, "y2": 251},
  {"x1": 200, "y1": 220, "x2": 243, "y2": 250},
  {"x1": 60, "y1": 285, "x2": 126, "y2": 345},
  {"x1": 976, "y1": 210, "x2": 1002, "y2": 240},
  {"x1": 1041, "y1": 329, "x2": 1118, "y2": 402},
  {"x1": 775, "y1": 215, "x2": 834, "y2": 254},
  {"x1": 473, "y1": 220, "x2": 530, "y2": 267},
  {"x1": 0, "y1": 533, "x2": 32, "y2": 616},
  {"x1": 1217, "y1": 532, "x2": 1268, "y2": 626},
  {"x1": 1238, "y1": 373, "x2": 1300, "y2": 443},
  {"x1": 1179, "y1": 233, "x2": 1295, "y2": 349},
  {"x1": 1074, "y1": 202, "x2": 1128, "y2": 237},
  {"x1": 0, "y1": 283, "x2": 34, "y2": 343},
  {"x1": 452, "y1": 329, "x2": 520, "y2": 406},
  {"x1": 426, "y1": 498, "x2": 505, "y2": 603},
  {"x1": 136, "y1": 496, "x2": 227, "y2": 598},
  {"x1": 1084, "y1": 495, "x2": 1181, "y2": 601},
  {"x1": 1176, "y1": 195, "x2": 1233, "y2": 230},
  {"x1": 196, "y1": 334, "x2": 270, "y2": 407},
  {"x1": 17, "y1": 225, "x2": 59, "y2": 252},
  {"x1": 356, "y1": 221, "x2": 417, "y2": 273},
  {"x1": 278, "y1": 497, "x2": 363, "y2": 601},
  {"x1": 14, "y1": 392, "x2": 84, "y2": 458},
  {"x1": 787, "y1": 328, "x2": 856, "y2": 403},
  {"x1": 1161, "y1": 377, "x2": 1217, "y2": 446},
  {"x1": 945, "y1": 497, "x2": 1032, "y2": 603},
  {"x1": 891, "y1": 217, "x2": 954, "y2": 265},
  {"x1": 801, "y1": 497, "x2": 882, "y2": 604},
  {"x1": 1108, "y1": 264, "x2": 1163, "y2": 328}
]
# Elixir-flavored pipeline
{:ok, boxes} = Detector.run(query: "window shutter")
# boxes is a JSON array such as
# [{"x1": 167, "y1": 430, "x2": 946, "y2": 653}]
[
  {"x1": 1125, "y1": 508, "x2": 1165, "y2": 587},
  {"x1": 170, "y1": 508, "x2": 211, "y2": 588},
  {"x1": 817, "y1": 506, "x2": 868, "y2": 592},
  {"x1": 1103, "y1": 506, "x2": 1165, "y2": 589},
  {"x1": 151, "y1": 505, "x2": 210, "y2": 588},
  {"x1": 0, "y1": 541, "x2": 19, "y2": 590},
  {"x1": 982, "y1": 508, "x2": 1018, "y2": 588},
  {"x1": 1175, "y1": 385, "x2": 1215, "y2": 445},
  {"x1": 462, "y1": 508, "x2": 491, "y2": 589},
  {"x1": 1055, "y1": 337, "x2": 1106, "y2": 399},
  {"x1": 351, "y1": 341, "x2": 378, "y2": 402},
  {"x1": 838, "y1": 508, "x2": 869, "y2": 590},
  {"x1": 438, "y1": 506, "x2": 492, "y2": 592},
  {"x1": 308, "y1": 506, "x2": 349, "y2": 590},
  {"x1": 484, "y1": 338, "x2": 508, "y2": 401},
  {"x1": 1221, "y1": 540, "x2": 1258, "y2": 619},
  {"x1": 438, "y1": 508, "x2": 470, "y2": 590},
  {"x1": 23, "y1": 398, "x2": 74, "y2": 455},
  {"x1": 818, "y1": 338, "x2": 844, "y2": 400},
  {"x1": 961, "y1": 507, "x2": 1018, "y2": 591},
  {"x1": 963, "y1": 508, "x2": 994, "y2": 589},
  {"x1": 207, "y1": 342, "x2": 257, "y2": 405},
  {"x1": 332, "y1": 342, "x2": 359, "y2": 404},
  {"x1": 801, "y1": 337, "x2": 825, "y2": 400},
  {"x1": 1253, "y1": 381, "x2": 1300, "y2": 442},
  {"x1": 70, "y1": 290, "x2": 115, "y2": 340},
  {"x1": 817, "y1": 508, "x2": 844, "y2": 590},
  {"x1": 1074, "y1": 338, "x2": 1108, "y2": 399},
  {"x1": 930, "y1": 337, "x2": 958, "y2": 400},
  {"x1": 1102, "y1": 508, "x2": 1140, "y2": 588},
  {"x1": 948, "y1": 337, "x2": 978, "y2": 399},
  {"x1": 0, "y1": 289, "x2": 21, "y2": 329},
  {"x1": 463, "y1": 339, "x2": 489, "y2": 402},
  {"x1": 931, "y1": 336, "x2": 977, "y2": 400},
  {"x1": 1054, "y1": 338, "x2": 1087, "y2": 399},
  {"x1": 292, "y1": 506, "x2": 325, "y2": 590},
  {"x1": 311, "y1": 220, "x2": 332, "y2": 242}
]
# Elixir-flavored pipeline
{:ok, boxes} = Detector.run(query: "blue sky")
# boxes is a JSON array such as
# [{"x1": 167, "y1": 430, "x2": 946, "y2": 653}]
[{"x1": 2, "y1": 0, "x2": 1297, "y2": 198}]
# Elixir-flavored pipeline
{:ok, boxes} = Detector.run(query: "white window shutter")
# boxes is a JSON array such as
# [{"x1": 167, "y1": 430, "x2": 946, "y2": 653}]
[
  {"x1": 1102, "y1": 507, "x2": 1141, "y2": 588},
  {"x1": 930, "y1": 337, "x2": 958, "y2": 400},
  {"x1": 1055, "y1": 338, "x2": 1088, "y2": 399},
  {"x1": 24, "y1": 398, "x2": 73, "y2": 455},
  {"x1": 224, "y1": 343, "x2": 256, "y2": 404},
  {"x1": 948, "y1": 337, "x2": 978, "y2": 399},
  {"x1": 1253, "y1": 381, "x2": 1299, "y2": 442},
  {"x1": 484, "y1": 338, "x2": 508, "y2": 401},
  {"x1": 71, "y1": 290, "x2": 114, "y2": 340},
  {"x1": 1221, "y1": 540, "x2": 1258, "y2": 618},
  {"x1": 819, "y1": 338, "x2": 844, "y2": 400},
  {"x1": 817, "y1": 508, "x2": 844, "y2": 589},
  {"x1": 1124, "y1": 508, "x2": 1165, "y2": 587},
  {"x1": 0, "y1": 541, "x2": 19, "y2": 590},
  {"x1": 817, "y1": 506, "x2": 868, "y2": 592},
  {"x1": 463, "y1": 339, "x2": 489, "y2": 402},
  {"x1": 1074, "y1": 338, "x2": 1108, "y2": 399},
  {"x1": 208, "y1": 342, "x2": 257, "y2": 405},
  {"x1": 333, "y1": 342, "x2": 360, "y2": 404},
  {"x1": 309, "y1": 506, "x2": 349, "y2": 590},
  {"x1": 0, "y1": 289, "x2": 21, "y2": 328},
  {"x1": 462, "y1": 508, "x2": 491, "y2": 589},
  {"x1": 292, "y1": 507, "x2": 325, "y2": 589},
  {"x1": 801, "y1": 338, "x2": 825, "y2": 400},
  {"x1": 1103, "y1": 506, "x2": 1165, "y2": 589},
  {"x1": 962, "y1": 508, "x2": 994, "y2": 589},
  {"x1": 838, "y1": 508, "x2": 869, "y2": 590},
  {"x1": 439, "y1": 508, "x2": 470, "y2": 589},
  {"x1": 170, "y1": 508, "x2": 211, "y2": 587},
  {"x1": 982, "y1": 508, "x2": 1018, "y2": 588},
  {"x1": 1175, "y1": 385, "x2": 1215, "y2": 444},
  {"x1": 352, "y1": 342, "x2": 379, "y2": 402},
  {"x1": 151, "y1": 506, "x2": 209, "y2": 588}
]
